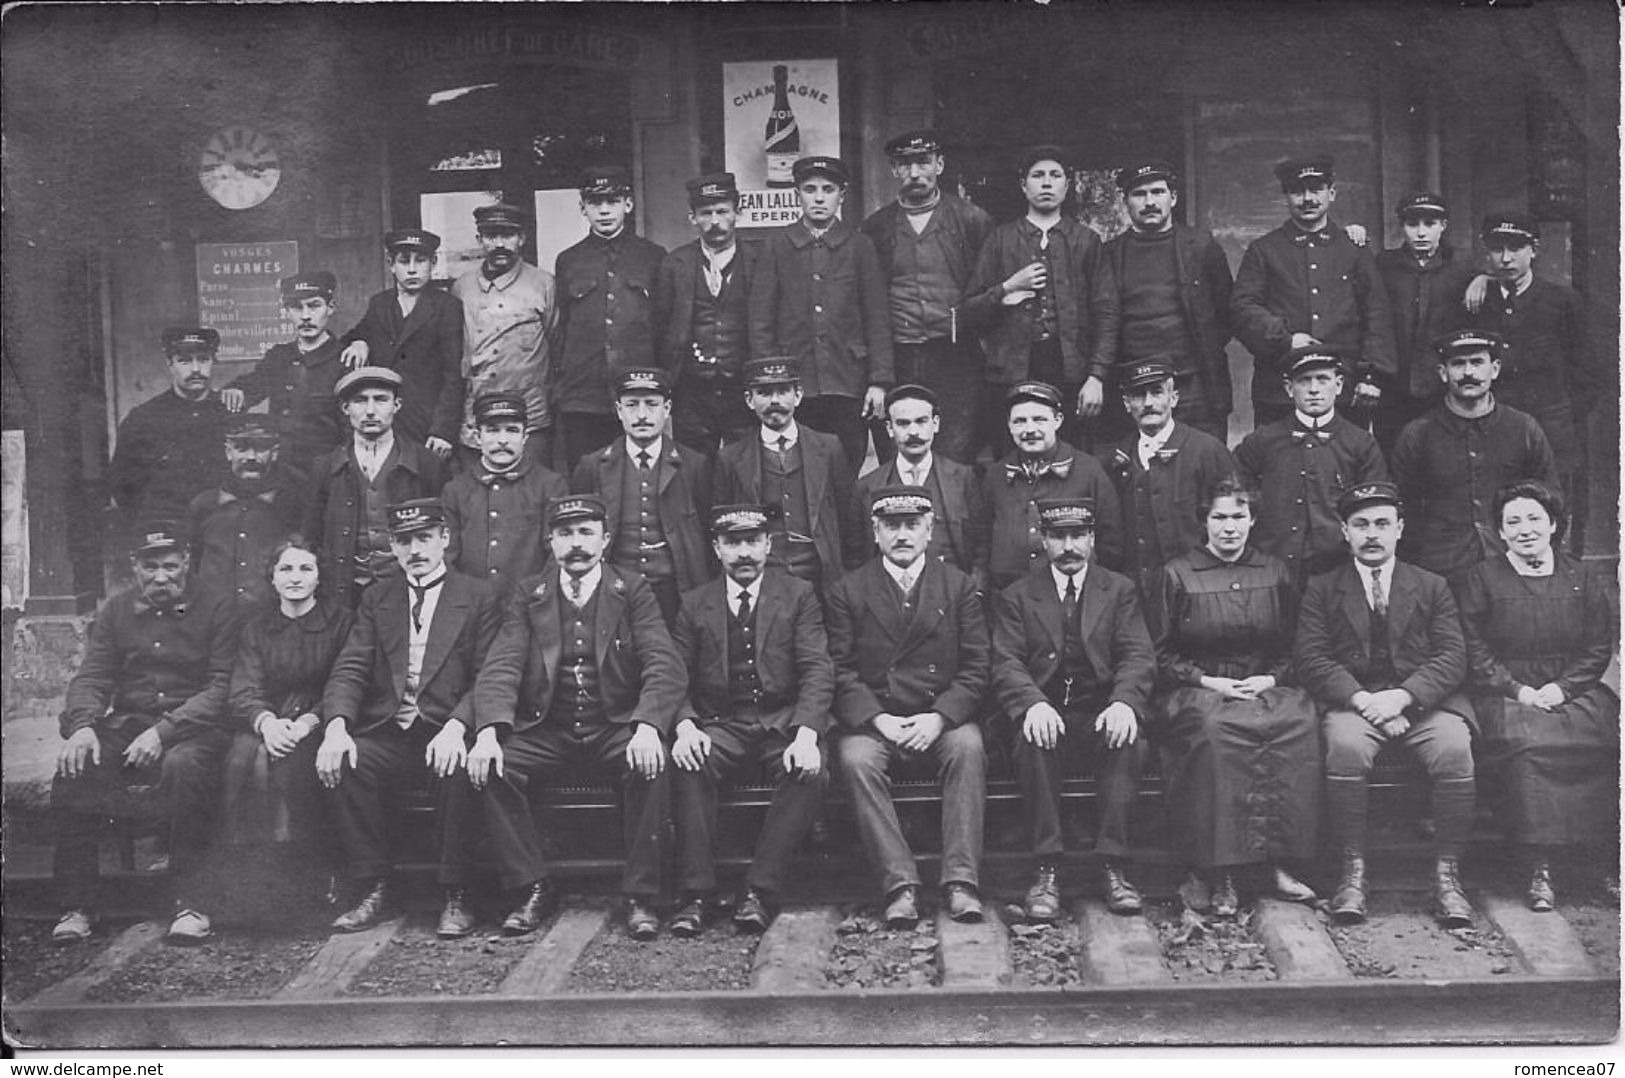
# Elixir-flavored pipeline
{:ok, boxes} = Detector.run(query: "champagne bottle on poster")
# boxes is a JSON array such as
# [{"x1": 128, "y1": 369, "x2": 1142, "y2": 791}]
[{"x1": 763, "y1": 64, "x2": 800, "y2": 188}]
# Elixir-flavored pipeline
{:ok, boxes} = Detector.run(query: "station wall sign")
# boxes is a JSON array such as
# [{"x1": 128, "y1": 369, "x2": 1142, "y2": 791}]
[{"x1": 196, "y1": 241, "x2": 300, "y2": 364}]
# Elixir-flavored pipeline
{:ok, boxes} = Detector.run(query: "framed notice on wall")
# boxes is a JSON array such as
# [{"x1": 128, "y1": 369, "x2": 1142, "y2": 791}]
[
  {"x1": 196, "y1": 242, "x2": 300, "y2": 365},
  {"x1": 722, "y1": 59, "x2": 840, "y2": 228}
]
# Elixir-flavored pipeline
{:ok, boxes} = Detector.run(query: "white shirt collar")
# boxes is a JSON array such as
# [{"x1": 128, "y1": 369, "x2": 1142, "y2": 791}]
[
  {"x1": 896, "y1": 452, "x2": 934, "y2": 484},
  {"x1": 561, "y1": 563, "x2": 604, "y2": 605},
  {"x1": 1358, "y1": 558, "x2": 1395, "y2": 605},
  {"x1": 703, "y1": 243, "x2": 737, "y2": 269},
  {"x1": 354, "y1": 430, "x2": 396, "y2": 457},
  {"x1": 882, "y1": 555, "x2": 924, "y2": 590},
  {"x1": 625, "y1": 436, "x2": 663, "y2": 464},
  {"x1": 1294, "y1": 410, "x2": 1334, "y2": 430},
  {"x1": 1137, "y1": 420, "x2": 1176, "y2": 467},
  {"x1": 1051, "y1": 562, "x2": 1088, "y2": 600},
  {"x1": 729, "y1": 573, "x2": 765, "y2": 607},
  {"x1": 760, "y1": 421, "x2": 799, "y2": 449}
]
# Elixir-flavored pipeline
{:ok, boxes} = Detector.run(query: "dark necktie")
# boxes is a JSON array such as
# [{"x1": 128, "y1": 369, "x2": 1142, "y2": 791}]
[
  {"x1": 1501, "y1": 286, "x2": 1516, "y2": 314},
  {"x1": 1369, "y1": 566, "x2": 1386, "y2": 616},
  {"x1": 775, "y1": 435, "x2": 790, "y2": 466},
  {"x1": 736, "y1": 588, "x2": 752, "y2": 624},
  {"x1": 1063, "y1": 574, "x2": 1079, "y2": 626},
  {"x1": 568, "y1": 576, "x2": 584, "y2": 608},
  {"x1": 637, "y1": 450, "x2": 652, "y2": 472},
  {"x1": 409, "y1": 573, "x2": 445, "y2": 632}
]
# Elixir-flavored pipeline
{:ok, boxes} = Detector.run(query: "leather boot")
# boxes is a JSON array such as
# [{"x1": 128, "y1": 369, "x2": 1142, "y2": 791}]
[
  {"x1": 1433, "y1": 856, "x2": 1474, "y2": 928},
  {"x1": 1526, "y1": 861, "x2": 1556, "y2": 913},
  {"x1": 437, "y1": 887, "x2": 477, "y2": 939},
  {"x1": 332, "y1": 878, "x2": 391, "y2": 933},
  {"x1": 1330, "y1": 848, "x2": 1368, "y2": 924}
]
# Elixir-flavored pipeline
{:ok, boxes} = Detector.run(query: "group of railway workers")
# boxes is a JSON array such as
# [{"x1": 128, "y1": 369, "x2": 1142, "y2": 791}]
[{"x1": 57, "y1": 135, "x2": 1616, "y2": 951}]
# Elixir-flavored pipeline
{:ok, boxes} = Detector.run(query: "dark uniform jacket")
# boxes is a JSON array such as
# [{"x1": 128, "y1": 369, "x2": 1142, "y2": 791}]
[
  {"x1": 225, "y1": 339, "x2": 349, "y2": 469},
  {"x1": 654, "y1": 238, "x2": 762, "y2": 380},
  {"x1": 748, "y1": 219, "x2": 894, "y2": 399},
  {"x1": 1293, "y1": 559, "x2": 1470, "y2": 722},
  {"x1": 184, "y1": 464, "x2": 310, "y2": 607},
  {"x1": 1103, "y1": 223, "x2": 1235, "y2": 411},
  {"x1": 343, "y1": 287, "x2": 466, "y2": 447},
  {"x1": 553, "y1": 230, "x2": 667, "y2": 415},
  {"x1": 825, "y1": 557, "x2": 990, "y2": 729},
  {"x1": 109, "y1": 390, "x2": 231, "y2": 523},
  {"x1": 673, "y1": 569, "x2": 834, "y2": 734},
  {"x1": 714, "y1": 426, "x2": 861, "y2": 586},
  {"x1": 1375, "y1": 245, "x2": 1474, "y2": 403},
  {"x1": 861, "y1": 193, "x2": 996, "y2": 343},
  {"x1": 1100, "y1": 422, "x2": 1237, "y2": 595},
  {"x1": 60, "y1": 579, "x2": 240, "y2": 745},
  {"x1": 570, "y1": 438, "x2": 715, "y2": 592},
  {"x1": 852, "y1": 454, "x2": 988, "y2": 576},
  {"x1": 991, "y1": 563, "x2": 1156, "y2": 720},
  {"x1": 441, "y1": 458, "x2": 569, "y2": 597},
  {"x1": 966, "y1": 216, "x2": 1121, "y2": 386},
  {"x1": 473, "y1": 565, "x2": 687, "y2": 735},
  {"x1": 320, "y1": 569, "x2": 499, "y2": 736},
  {"x1": 981, "y1": 442, "x2": 1125, "y2": 588}
]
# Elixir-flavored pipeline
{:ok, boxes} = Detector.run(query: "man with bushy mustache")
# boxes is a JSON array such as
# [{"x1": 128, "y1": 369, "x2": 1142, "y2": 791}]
[{"x1": 184, "y1": 414, "x2": 309, "y2": 608}]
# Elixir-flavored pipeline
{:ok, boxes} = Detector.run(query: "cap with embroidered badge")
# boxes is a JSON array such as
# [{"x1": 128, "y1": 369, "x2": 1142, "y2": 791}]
[
  {"x1": 743, "y1": 357, "x2": 800, "y2": 388},
  {"x1": 869, "y1": 485, "x2": 935, "y2": 519},
  {"x1": 386, "y1": 498, "x2": 446, "y2": 537},
  {"x1": 1434, "y1": 328, "x2": 1504, "y2": 358},
  {"x1": 615, "y1": 368, "x2": 673, "y2": 398},
  {"x1": 472, "y1": 202, "x2": 531, "y2": 232},
  {"x1": 710, "y1": 503, "x2": 771, "y2": 536},
  {"x1": 548, "y1": 495, "x2": 608, "y2": 529},
  {"x1": 1284, "y1": 344, "x2": 1347, "y2": 378},
  {"x1": 1481, "y1": 213, "x2": 1538, "y2": 245},
  {"x1": 224, "y1": 413, "x2": 281, "y2": 444},
  {"x1": 1037, "y1": 498, "x2": 1096, "y2": 532},
  {"x1": 162, "y1": 327, "x2": 220, "y2": 355},
  {"x1": 885, "y1": 130, "x2": 942, "y2": 159},
  {"x1": 791, "y1": 156, "x2": 848, "y2": 186},
  {"x1": 883, "y1": 383, "x2": 938, "y2": 412},
  {"x1": 1116, "y1": 161, "x2": 1178, "y2": 192},
  {"x1": 130, "y1": 520, "x2": 185, "y2": 556},
  {"x1": 1120, "y1": 357, "x2": 1179, "y2": 390},
  {"x1": 685, "y1": 172, "x2": 739, "y2": 207},
  {"x1": 384, "y1": 228, "x2": 441, "y2": 256},
  {"x1": 1006, "y1": 380, "x2": 1063, "y2": 412},
  {"x1": 1337, "y1": 480, "x2": 1402, "y2": 520},
  {"x1": 473, "y1": 392, "x2": 527, "y2": 426},
  {"x1": 1396, "y1": 192, "x2": 1448, "y2": 219},
  {"x1": 1017, "y1": 143, "x2": 1070, "y2": 176},
  {"x1": 280, "y1": 271, "x2": 336, "y2": 304},
  {"x1": 580, "y1": 165, "x2": 633, "y2": 197},
  {"x1": 1274, "y1": 155, "x2": 1335, "y2": 190},
  {"x1": 334, "y1": 365, "x2": 403, "y2": 400}
]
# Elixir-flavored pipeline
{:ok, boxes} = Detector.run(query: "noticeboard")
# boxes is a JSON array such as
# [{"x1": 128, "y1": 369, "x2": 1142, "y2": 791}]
[{"x1": 196, "y1": 242, "x2": 300, "y2": 364}]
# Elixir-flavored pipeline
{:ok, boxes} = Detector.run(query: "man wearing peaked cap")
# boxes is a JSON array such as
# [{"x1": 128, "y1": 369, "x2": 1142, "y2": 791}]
[
  {"x1": 992, "y1": 495, "x2": 1156, "y2": 920},
  {"x1": 1466, "y1": 211, "x2": 1601, "y2": 555},
  {"x1": 469, "y1": 476, "x2": 686, "y2": 942},
  {"x1": 861, "y1": 129, "x2": 995, "y2": 465},
  {"x1": 666, "y1": 501, "x2": 834, "y2": 935},
  {"x1": 570, "y1": 366, "x2": 715, "y2": 627},
  {"x1": 50, "y1": 520, "x2": 243, "y2": 946},
  {"x1": 442, "y1": 391, "x2": 569, "y2": 599},
  {"x1": 1103, "y1": 159, "x2": 1236, "y2": 444},
  {"x1": 1232, "y1": 152, "x2": 1397, "y2": 428},
  {"x1": 825, "y1": 484, "x2": 991, "y2": 928},
  {"x1": 750, "y1": 151, "x2": 893, "y2": 473},
  {"x1": 1294, "y1": 473, "x2": 1478, "y2": 930},
  {"x1": 318, "y1": 495, "x2": 498, "y2": 940},
  {"x1": 1389, "y1": 327, "x2": 1558, "y2": 578},
  {"x1": 339, "y1": 223, "x2": 465, "y2": 460},
  {"x1": 110, "y1": 325, "x2": 233, "y2": 527},
  {"x1": 553, "y1": 164, "x2": 667, "y2": 469},
  {"x1": 657, "y1": 171, "x2": 760, "y2": 458},
  {"x1": 1374, "y1": 190, "x2": 1476, "y2": 454}
]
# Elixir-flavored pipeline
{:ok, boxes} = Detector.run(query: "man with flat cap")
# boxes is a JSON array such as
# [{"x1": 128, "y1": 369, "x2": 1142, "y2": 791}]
[
  {"x1": 1101, "y1": 357, "x2": 1236, "y2": 624},
  {"x1": 861, "y1": 131, "x2": 995, "y2": 465},
  {"x1": 967, "y1": 145, "x2": 1120, "y2": 452},
  {"x1": 1103, "y1": 161, "x2": 1235, "y2": 444},
  {"x1": 993, "y1": 497, "x2": 1157, "y2": 919},
  {"x1": 469, "y1": 494, "x2": 687, "y2": 941},
  {"x1": 668, "y1": 503, "x2": 833, "y2": 935},
  {"x1": 441, "y1": 392, "x2": 569, "y2": 599},
  {"x1": 222, "y1": 273, "x2": 350, "y2": 474},
  {"x1": 1372, "y1": 193, "x2": 1475, "y2": 454},
  {"x1": 714, "y1": 357, "x2": 861, "y2": 594},
  {"x1": 750, "y1": 154, "x2": 893, "y2": 472},
  {"x1": 450, "y1": 201, "x2": 558, "y2": 471},
  {"x1": 553, "y1": 166, "x2": 668, "y2": 468},
  {"x1": 51, "y1": 523, "x2": 241, "y2": 946},
  {"x1": 1391, "y1": 329, "x2": 1558, "y2": 579},
  {"x1": 339, "y1": 230, "x2": 466, "y2": 460},
  {"x1": 110, "y1": 326, "x2": 231, "y2": 526},
  {"x1": 827, "y1": 485, "x2": 991, "y2": 927},
  {"x1": 853, "y1": 383, "x2": 987, "y2": 581},
  {"x1": 1294, "y1": 481, "x2": 1476, "y2": 928},
  {"x1": 1232, "y1": 155, "x2": 1396, "y2": 428},
  {"x1": 305, "y1": 366, "x2": 447, "y2": 609},
  {"x1": 571, "y1": 367, "x2": 714, "y2": 626},
  {"x1": 1234, "y1": 345, "x2": 1389, "y2": 589},
  {"x1": 655, "y1": 172, "x2": 760, "y2": 455},
  {"x1": 980, "y1": 380, "x2": 1123, "y2": 591},
  {"x1": 185, "y1": 413, "x2": 310, "y2": 607},
  {"x1": 317, "y1": 498, "x2": 496, "y2": 938}
]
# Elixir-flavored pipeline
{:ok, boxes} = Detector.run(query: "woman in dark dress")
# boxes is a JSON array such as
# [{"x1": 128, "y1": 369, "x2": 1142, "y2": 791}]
[
  {"x1": 1453, "y1": 481, "x2": 1618, "y2": 911},
  {"x1": 1153, "y1": 477, "x2": 1321, "y2": 915}
]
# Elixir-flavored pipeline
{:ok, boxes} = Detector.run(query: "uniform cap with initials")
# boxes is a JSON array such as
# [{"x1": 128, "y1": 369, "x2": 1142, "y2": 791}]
[
  {"x1": 870, "y1": 485, "x2": 935, "y2": 519},
  {"x1": 580, "y1": 165, "x2": 633, "y2": 197},
  {"x1": 225, "y1": 413, "x2": 281, "y2": 444},
  {"x1": 1482, "y1": 213, "x2": 1538, "y2": 244},
  {"x1": 1337, "y1": 481, "x2": 1402, "y2": 520},
  {"x1": 1274, "y1": 155, "x2": 1336, "y2": 190},
  {"x1": 549, "y1": 495, "x2": 608, "y2": 529},
  {"x1": 1396, "y1": 192, "x2": 1448, "y2": 219},
  {"x1": 162, "y1": 326, "x2": 220, "y2": 355},
  {"x1": 384, "y1": 228, "x2": 441, "y2": 255},
  {"x1": 792, "y1": 156, "x2": 848, "y2": 186},
  {"x1": 1037, "y1": 498, "x2": 1096, "y2": 531},
  {"x1": 387, "y1": 498, "x2": 446, "y2": 537},
  {"x1": 1120, "y1": 357, "x2": 1178, "y2": 390},
  {"x1": 473, "y1": 392, "x2": 527, "y2": 426},
  {"x1": 280, "y1": 271, "x2": 336, "y2": 303},
  {"x1": 1434, "y1": 328, "x2": 1504, "y2": 358},
  {"x1": 710, "y1": 503, "x2": 771, "y2": 536},
  {"x1": 685, "y1": 172, "x2": 739, "y2": 207},
  {"x1": 473, "y1": 202, "x2": 531, "y2": 232},
  {"x1": 130, "y1": 520, "x2": 185, "y2": 556},
  {"x1": 1284, "y1": 343, "x2": 1347, "y2": 377},
  {"x1": 743, "y1": 357, "x2": 800, "y2": 388},
  {"x1": 1006, "y1": 380, "x2": 1063, "y2": 412},
  {"x1": 334, "y1": 365, "x2": 403, "y2": 400},
  {"x1": 1116, "y1": 161, "x2": 1178, "y2": 192},
  {"x1": 885, "y1": 130, "x2": 942, "y2": 159},
  {"x1": 615, "y1": 367, "x2": 673, "y2": 398}
]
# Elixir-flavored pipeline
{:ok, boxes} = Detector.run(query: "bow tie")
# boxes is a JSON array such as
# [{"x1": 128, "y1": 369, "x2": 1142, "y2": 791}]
[
  {"x1": 1291, "y1": 426, "x2": 1332, "y2": 444},
  {"x1": 1006, "y1": 456, "x2": 1073, "y2": 484},
  {"x1": 1290, "y1": 229, "x2": 1333, "y2": 247},
  {"x1": 220, "y1": 486, "x2": 277, "y2": 505},
  {"x1": 132, "y1": 599, "x2": 187, "y2": 616},
  {"x1": 479, "y1": 470, "x2": 520, "y2": 487}
]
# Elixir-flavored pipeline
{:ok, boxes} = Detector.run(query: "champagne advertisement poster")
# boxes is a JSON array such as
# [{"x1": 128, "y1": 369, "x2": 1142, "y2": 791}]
[{"x1": 722, "y1": 59, "x2": 840, "y2": 228}]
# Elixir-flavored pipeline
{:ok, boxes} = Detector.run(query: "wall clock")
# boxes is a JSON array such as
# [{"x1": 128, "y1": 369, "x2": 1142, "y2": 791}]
[{"x1": 198, "y1": 125, "x2": 281, "y2": 210}]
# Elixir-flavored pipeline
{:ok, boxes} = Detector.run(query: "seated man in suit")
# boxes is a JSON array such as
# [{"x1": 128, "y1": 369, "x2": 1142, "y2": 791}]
[
  {"x1": 1293, "y1": 481, "x2": 1475, "y2": 928},
  {"x1": 826, "y1": 486, "x2": 990, "y2": 927},
  {"x1": 669, "y1": 504, "x2": 834, "y2": 935},
  {"x1": 317, "y1": 498, "x2": 499, "y2": 938},
  {"x1": 469, "y1": 495, "x2": 687, "y2": 940},
  {"x1": 992, "y1": 498, "x2": 1156, "y2": 919}
]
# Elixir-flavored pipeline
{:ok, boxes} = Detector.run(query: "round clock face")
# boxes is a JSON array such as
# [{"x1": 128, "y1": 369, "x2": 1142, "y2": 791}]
[{"x1": 198, "y1": 126, "x2": 281, "y2": 210}]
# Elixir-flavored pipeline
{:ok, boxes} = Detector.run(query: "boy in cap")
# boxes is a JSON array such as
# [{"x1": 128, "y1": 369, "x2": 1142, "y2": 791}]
[
  {"x1": 469, "y1": 495, "x2": 686, "y2": 940},
  {"x1": 749, "y1": 155, "x2": 893, "y2": 472},
  {"x1": 992, "y1": 497, "x2": 1157, "y2": 919},
  {"x1": 1372, "y1": 193, "x2": 1475, "y2": 453},
  {"x1": 221, "y1": 273, "x2": 349, "y2": 474},
  {"x1": 571, "y1": 367, "x2": 714, "y2": 626},
  {"x1": 861, "y1": 130, "x2": 995, "y2": 464},
  {"x1": 1234, "y1": 345, "x2": 1389, "y2": 589},
  {"x1": 655, "y1": 172, "x2": 760, "y2": 455},
  {"x1": 304, "y1": 366, "x2": 447, "y2": 609},
  {"x1": 339, "y1": 230, "x2": 466, "y2": 460},
  {"x1": 318, "y1": 498, "x2": 497, "y2": 938},
  {"x1": 967, "y1": 145, "x2": 1121, "y2": 452},
  {"x1": 110, "y1": 326, "x2": 232, "y2": 525},
  {"x1": 826, "y1": 486, "x2": 990, "y2": 927},
  {"x1": 668, "y1": 503, "x2": 833, "y2": 935},
  {"x1": 441, "y1": 392, "x2": 568, "y2": 599},
  {"x1": 185, "y1": 414, "x2": 310, "y2": 607},
  {"x1": 1294, "y1": 481, "x2": 1476, "y2": 928},
  {"x1": 553, "y1": 166, "x2": 668, "y2": 468},
  {"x1": 51, "y1": 524, "x2": 241, "y2": 945},
  {"x1": 1231, "y1": 155, "x2": 1396, "y2": 428},
  {"x1": 450, "y1": 201, "x2": 558, "y2": 472}
]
